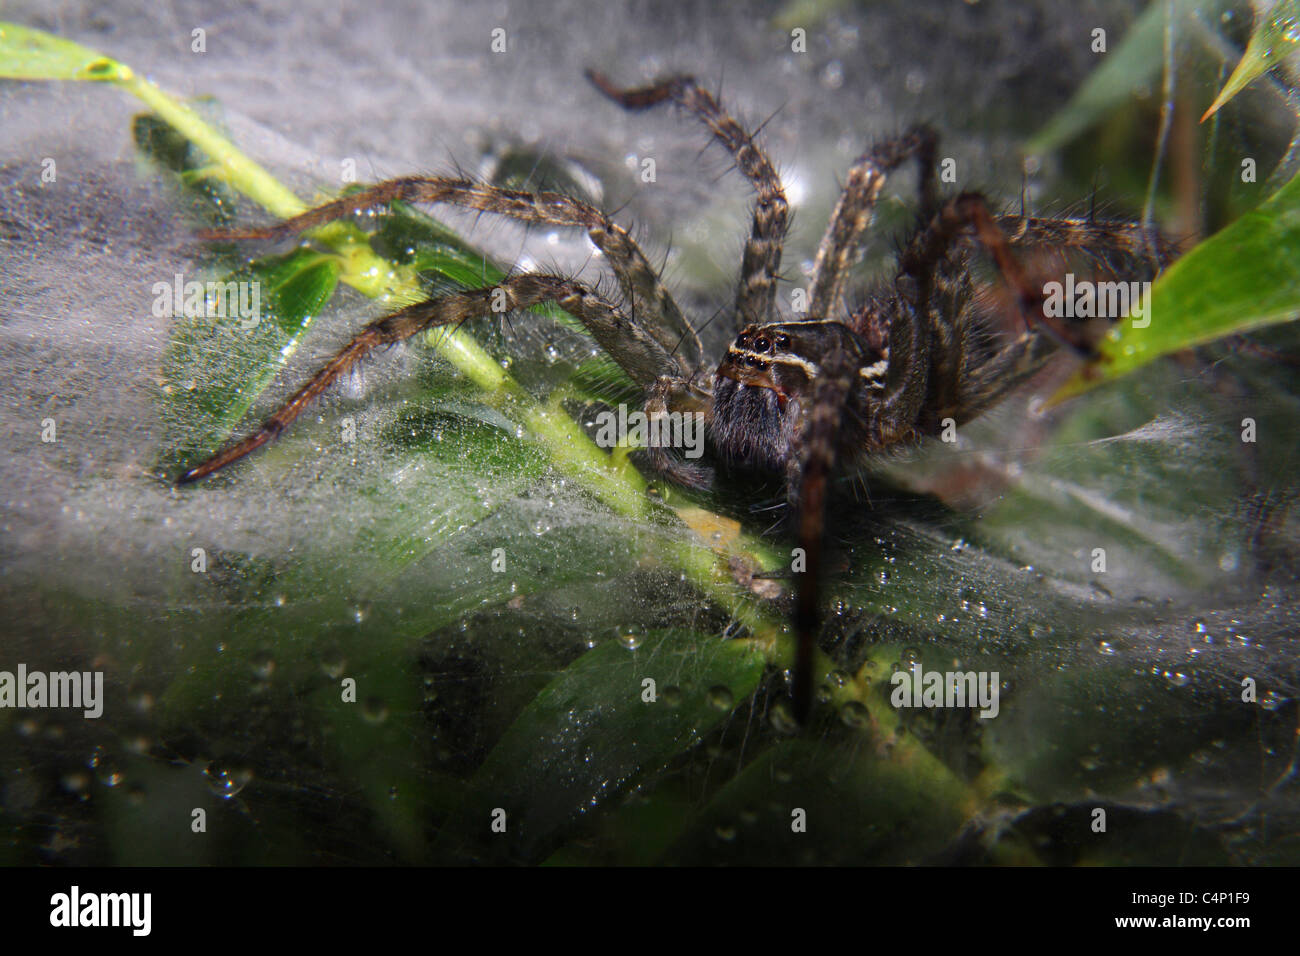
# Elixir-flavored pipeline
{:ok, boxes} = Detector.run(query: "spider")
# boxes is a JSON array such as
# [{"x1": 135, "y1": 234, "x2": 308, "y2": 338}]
[{"x1": 177, "y1": 71, "x2": 1167, "y2": 722}]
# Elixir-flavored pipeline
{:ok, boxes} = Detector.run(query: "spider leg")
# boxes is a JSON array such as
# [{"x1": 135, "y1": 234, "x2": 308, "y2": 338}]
[
  {"x1": 643, "y1": 375, "x2": 713, "y2": 488},
  {"x1": 198, "y1": 177, "x2": 703, "y2": 374},
  {"x1": 995, "y1": 214, "x2": 1175, "y2": 271},
  {"x1": 176, "y1": 274, "x2": 678, "y2": 483},
  {"x1": 809, "y1": 125, "x2": 938, "y2": 320},
  {"x1": 884, "y1": 192, "x2": 1072, "y2": 433},
  {"x1": 951, "y1": 330, "x2": 1058, "y2": 423},
  {"x1": 949, "y1": 214, "x2": 1170, "y2": 422},
  {"x1": 587, "y1": 70, "x2": 788, "y2": 328},
  {"x1": 785, "y1": 347, "x2": 859, "y2": 722},
  {"x1": 901, "y1": 193, "x2": 1158, "y2": 425}
]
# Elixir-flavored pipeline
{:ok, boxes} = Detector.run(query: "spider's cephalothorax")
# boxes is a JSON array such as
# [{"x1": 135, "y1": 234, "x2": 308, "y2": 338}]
[
  {"x1": 178, "y1": 71, "x2": 1168, "y2": 722},
  {"x1": 712, "y1": 317, "x2": 894, "y2": 476},
  {"x1": 711, "y1": 320, "x2": 882, "y2": 472}
]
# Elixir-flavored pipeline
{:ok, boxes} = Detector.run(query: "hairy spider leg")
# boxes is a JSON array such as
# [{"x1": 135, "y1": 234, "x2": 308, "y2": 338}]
[
  {"x1": 176, "y1": 274, "x2": 672, "y2": 483},
  {"x1": 198, "y1": 177, "x2": 703, "y2": 373},
  {"x1": 786, "y1": 346, "x2": 860, "y2": 722},
  {"x1": 587, "y1": 70, "x2": 789, "y2": 331},
  {"x1": 809, "y1": 125, "x2": 939, "y2": 320}
]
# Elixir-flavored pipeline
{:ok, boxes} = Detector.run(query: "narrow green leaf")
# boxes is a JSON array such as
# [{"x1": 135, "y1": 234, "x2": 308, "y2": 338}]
[
  {"x1": 1026, "y1": 0, "x2": 1231, "y2": 155},
  {"x1": 157, "y1": 249, "x2": 341, "y2": 469},
  {"x1": 1201, "y1": 0, "x2": 1300, "y2": 121},
  {"x1": 0, "y1": 21, "x2": 130, "y2": 81},
  {"x1": 1054, "y1": 168, "x2": 1300, "y2": 401},
  {"x1": 659, "y1": 740, "x2": 973, "y2": 865},
  {"x1": 435, "y1": 628, "x2": 766, "y2": 863},
  {"x1": 376, "y1": 198, "x2": 595, "y2": 341},
  {"x1": 133, "y1": 112, "x2": 240, "y2": 226}
]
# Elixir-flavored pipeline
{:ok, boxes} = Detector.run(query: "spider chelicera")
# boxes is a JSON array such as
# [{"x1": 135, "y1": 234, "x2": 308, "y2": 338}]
[{"x1": 178, "y1": 71, "x2": 1166, "y2": 721}]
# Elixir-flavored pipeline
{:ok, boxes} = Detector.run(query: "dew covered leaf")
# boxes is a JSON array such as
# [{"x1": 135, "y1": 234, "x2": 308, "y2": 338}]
[
  {"x1": 435, "y1": 627, "x2": 766, "y2": 863},
  {"x1": 156, "y1": 248, "x2": 342, "y2": 471},
  {"x1": 657, "y1": 738, "x2": 973, "y2": 865}
]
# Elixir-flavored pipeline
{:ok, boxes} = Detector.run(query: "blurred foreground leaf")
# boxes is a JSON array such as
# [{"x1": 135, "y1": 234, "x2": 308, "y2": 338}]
[{"x1": 437, "y1": 628, "x2": 766, "y2": 863}]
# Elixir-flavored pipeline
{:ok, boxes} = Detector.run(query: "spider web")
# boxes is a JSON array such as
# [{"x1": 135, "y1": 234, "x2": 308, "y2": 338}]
[{"x1": 1, "y1": 0, "x2": 1297, "y2": 866}]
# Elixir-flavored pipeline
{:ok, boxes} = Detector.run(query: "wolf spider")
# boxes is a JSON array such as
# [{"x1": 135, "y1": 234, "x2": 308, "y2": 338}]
[{"x1": 178, "y1": 71, "x2": 1165, "y2": 722}]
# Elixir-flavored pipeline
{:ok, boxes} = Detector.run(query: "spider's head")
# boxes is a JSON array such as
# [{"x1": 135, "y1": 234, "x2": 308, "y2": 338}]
[{"x1": 710, "y1": 321, "x2": 865, "y2": 471}]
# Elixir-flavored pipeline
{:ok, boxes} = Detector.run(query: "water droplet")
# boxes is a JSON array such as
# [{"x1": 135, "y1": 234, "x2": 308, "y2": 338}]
[
  {"x1": 662, "y1": 686, "x2": 684, "y2": 707},
  {"x1": 250, "y1": 652, "x2": 276, "y2": 680},
  {"x1": 820, "y1": 60, "x2": 844, "y2": 90},
  {"x1": 616, "y1": 627, "x2": 643, "y2": 650},
  {"x1": 60, "y1": 772, "x2": 90, "y2": 795},
  {"x1": 706, "y1": 685, "x2": 734, "y2": 711},
  {"x1": 715, "y1": 823, "x2": 737, "y2": 841},
  {"x1": 839, "y1": 700, "x2": 869, "y2": 729},
  {"x1": 320, "y1": 650, "x2": 347, "y2": 680},
  {"x1": 362, "y1": 697, "x2": 389, "y2": 724},
  {"x1": 204, "y1": 762, "x2": 253, "y2": 799},
  {"x1": 768, "y1": 701, "x2": 800, "y2": 735},
  {"x1": 1163, "y1": 670, "x2": 1191, "y2": 688}
]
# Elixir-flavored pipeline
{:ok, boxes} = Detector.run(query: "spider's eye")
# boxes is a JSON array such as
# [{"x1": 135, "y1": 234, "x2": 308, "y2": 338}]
[
  {"x1": 774, "y1": 333, "x2": 790, "y2": 350},
  {"x1": 746, "y1": 355, "x2": 765, "y2": 368},
  {"x1": 754, "y1": 336, "x2": 771, "y2": 352},
  {"x1": 735, "y1": 334, "x2": 750, "y2": 348}
]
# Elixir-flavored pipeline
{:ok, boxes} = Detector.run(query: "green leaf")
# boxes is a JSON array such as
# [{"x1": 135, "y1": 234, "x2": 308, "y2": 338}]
[
  {"x1": 658, "y1": 739, "x2": 973, "y2": 865},
  {"x1": 157, "y1": 249, "x2": 341, "y2": 470},
  {"x1": 371, "y1": 199, "x2": 503, "y2": 289},
  {"x1": 1201, "y1": 0, "x2": 1300, "y2": 122},
  {"x1": 375, "y1": 198, "x2": 597, "y2": 342},
  {"x1": 1054, "y1": 167, "x2": 1300, "y2": 401},
  {"x1": 1026, "y1": 0, "x2": 1233, "y2": 155},
  {"x1": 435, "y1": 627, "x2": 766, "y2": 863},
  {"x1": 0, "y1": 21, "x2": 130, "y2": 81},
  {"x1": 133, "y1": 112, "x2": 240, "y2": 227},
  {"x1": 1029, "y1": 2, "x2": 1163, "y2": 155}
]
